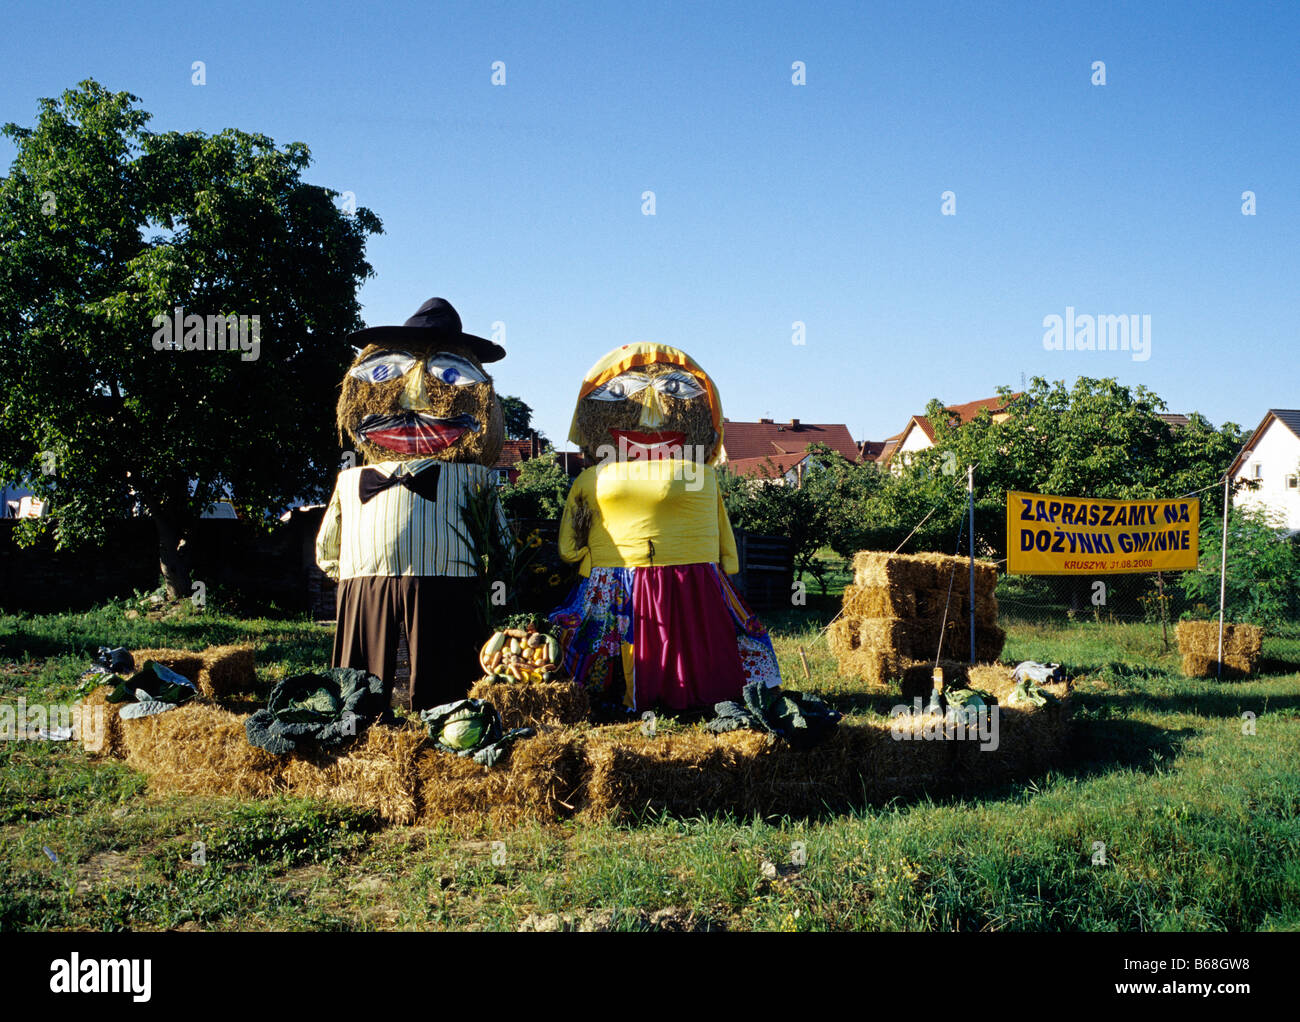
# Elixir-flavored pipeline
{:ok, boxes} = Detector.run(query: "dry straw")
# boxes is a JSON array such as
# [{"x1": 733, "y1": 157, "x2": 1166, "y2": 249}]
[
  {"x1": 87, "y1": 645, "x2": 1070, "y2": 827},
  {"x1": 337, "y1": 339, "x2": 504, "y2": 467},
  {"x1": 468, "y1": 677, "x2": 590, "y2": 730},
  {"x1": 579, "y1": 672, "x2": 1071, "y2": 822},
  {"x1": 414, "y1": 728, "x2": 587, "y2": 831},
  {"x1": 77, "y1": 684, "x2": 126, "y2": 758},
  {"x1": 574, "y1": 362, "x2": 717, "y2": 462},
  {"x1": 1174, "y1": 620, "x2": 1264, "y2": 679},
  {"x1": 831, "y1": 551, "x2": 1005, "y2": 686},
  {"x1": 77, "y1": 644, "x2": 257, "y2": 756}
]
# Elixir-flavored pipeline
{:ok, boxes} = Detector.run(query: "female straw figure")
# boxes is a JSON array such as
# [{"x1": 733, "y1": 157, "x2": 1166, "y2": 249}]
[{"x1": 549, "y1": 343, "x2": 782, "y2": 712}]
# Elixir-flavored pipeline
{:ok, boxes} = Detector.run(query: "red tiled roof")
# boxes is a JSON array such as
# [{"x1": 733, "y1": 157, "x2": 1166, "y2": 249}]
[
  {"x1": 493, "y1": 438, "x2": 533, "y2": 470},
  {"x1": 883, "y1": 394, "x2": 1019, "y2": 464},
  {"x1": 726, "y1": 452, "x2": 812, "y2": 479},
  {"x1": 911, "y1": 393, "x2": 1019, "y2": 441},
  {"x1": 720, "y1": 418, "x2": 860, "y2": 463}
]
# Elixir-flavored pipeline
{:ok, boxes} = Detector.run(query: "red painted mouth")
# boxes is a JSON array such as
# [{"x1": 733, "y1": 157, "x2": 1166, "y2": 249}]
[
  {"x1": 611, "y1": 429, "x2": 686, "y2": 455},
  {"x1": 359, "y1": 413, "x2": 478, "y2": 455}
]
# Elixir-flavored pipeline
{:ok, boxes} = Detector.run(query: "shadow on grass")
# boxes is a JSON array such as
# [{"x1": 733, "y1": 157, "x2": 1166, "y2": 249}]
[
  {"x1": 1257, "y1": 656, "x2": 1300, "y2": 677},
  {"x1": 611, "y1": 708, "x2": 1195, "y2": 831}
]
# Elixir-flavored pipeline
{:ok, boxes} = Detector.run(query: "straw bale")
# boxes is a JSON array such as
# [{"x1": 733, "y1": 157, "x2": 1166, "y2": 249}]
[
  {"x1": 103, "y1": 691, "x2": 1073, "y2": 827},
  {"x1": 1175, "y1": 621, "x2": 1264, "y2": 678},
  {"x1": 121, "y1": 703, "x2": 286, "y2": 799},
  {"x1": 129, "y1": 648, "x2": 204, "y2": 685},
  {"x1": 950, "y1": 665, "x2": 1073, "y2": 786},
  {"x1": 76, "y1": 684, "x2": 126, "y2": 758},
  {"x1": 280, "y1": 723, "x2": 428, "y2": 825},
  {"x1": 581, "y1": 723, "x2": 775, "y2": 820},
  {"x1": 115, "y1": 695, "x2": 586, "y2": 829},
  {"x1": 468, "y1": 677, "x2": 590, "y2": 730},
  {"x1": 841, "y1": 584, "x2": 916, "y2": 619},
  {"x1": 833, "y1": 648, "x2": 894, "y2": 686},
  {"x1": 833, "y1": 615, "x2": 1005, "y2": 688},
  {"x1": 579, "y1": 710, "x2": 1061, "y2": 821},
  {"x1": 414, "y1": 728, "x2": 587, "y2": 830},
  {"x1": 852, "y1": 551, "x2": 997, "y2": 601},
  {"x1": 827, "y1": 616, "x2": 864, "y2": 656},
  {"x1": 195, "y1": 644, "x2": 259, "y2": 699}
]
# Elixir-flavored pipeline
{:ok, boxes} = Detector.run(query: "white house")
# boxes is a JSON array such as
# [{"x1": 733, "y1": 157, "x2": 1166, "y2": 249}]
[{"x1": 1229, "y1": 409, "x2": 1300, "y2": 532}]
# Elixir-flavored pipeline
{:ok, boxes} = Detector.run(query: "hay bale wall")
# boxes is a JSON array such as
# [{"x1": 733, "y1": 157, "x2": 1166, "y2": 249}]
[
  {"x1": 100, "y1": 663, "x2": 1071, "y2": 828},
  {"x1": 112, "y1": 703, "x2": 581, "y2": 830},
  {"x1": 580, "y1": 680, "x2": 1071, "y2": 823},
  {"x1": 831, "y1": 552, "x2": 1005, "y2": 687},
  {"x1": 1175, "y1": 621, "x2": 1264, "y2": 679}
]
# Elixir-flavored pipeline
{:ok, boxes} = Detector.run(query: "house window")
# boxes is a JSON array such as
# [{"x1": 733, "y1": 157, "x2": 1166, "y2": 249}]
[
  {"x1": 1287, "y1": 474, "x2": 1299, "y2": 490},
  {"x1": 1251, "y1": 464, "x2": 1263, "y2": 479}
]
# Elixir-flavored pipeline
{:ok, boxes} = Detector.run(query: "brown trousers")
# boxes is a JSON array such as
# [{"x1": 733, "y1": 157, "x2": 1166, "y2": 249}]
[{"x1": 331, "y1": 575, "x2": 482, "y2": 712}]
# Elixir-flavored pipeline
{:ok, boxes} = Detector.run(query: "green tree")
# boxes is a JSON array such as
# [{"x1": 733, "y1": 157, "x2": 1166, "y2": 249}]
[
  {"x1": 0, "y1": 81, "x2": 382, "y2": 598},
  {"x1": 721, "y1": 464, "x2": 831, "y2": 590},
  {"x1": 911, "y1": 377, "x2": 1245, "y2": 558},
  {"x1": 499, "y1": 395, "x2": 534, "y2": 440},
  {"x1": 1181, "y1": 504, "x2": 1300, "y2": 626},
  {"x1": 799, "y1": 442, "x2": 889, "y2": 558},
  {"x1": 500, "y1": 456, "x2": 572, "y2": 519}
]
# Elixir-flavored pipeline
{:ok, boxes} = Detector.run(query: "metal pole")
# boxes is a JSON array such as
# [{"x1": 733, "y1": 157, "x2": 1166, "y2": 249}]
[
  {"x1": 1217, "y1": 474, "x2": 1229, "y2": 679},
  {"x1": 969, "y1": 464, "x2": 976, "y2": 664}
]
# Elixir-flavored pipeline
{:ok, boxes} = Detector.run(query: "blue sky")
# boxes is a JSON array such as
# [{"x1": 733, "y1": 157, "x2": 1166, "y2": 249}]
[{"x1": 3, "y1": 0, "x2": 1296, "y2": 449}]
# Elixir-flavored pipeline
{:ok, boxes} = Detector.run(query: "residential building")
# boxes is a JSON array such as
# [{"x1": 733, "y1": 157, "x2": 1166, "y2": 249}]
[
  {"x1": 718, "y1": 417, "x2": 861, "y2": 485},
  {"x1": 1229, "y1": 409, "x2": 1300, "y2": 532}
]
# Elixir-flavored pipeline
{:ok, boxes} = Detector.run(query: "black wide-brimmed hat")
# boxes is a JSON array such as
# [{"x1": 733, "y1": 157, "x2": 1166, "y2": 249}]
[{"x1": 348, "y1": 297, "x2": 506, "y2": 363}]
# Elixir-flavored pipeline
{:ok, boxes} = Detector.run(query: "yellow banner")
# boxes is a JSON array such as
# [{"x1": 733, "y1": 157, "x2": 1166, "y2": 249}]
[{"x1": 1006, "y1": 491, "x2": 1200, "y2": 574}]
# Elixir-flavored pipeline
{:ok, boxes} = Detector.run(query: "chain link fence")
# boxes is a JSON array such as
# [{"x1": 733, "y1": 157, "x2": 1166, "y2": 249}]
[{"x1": 994, "y1": 565, "x2": 1300, "y2": 670}]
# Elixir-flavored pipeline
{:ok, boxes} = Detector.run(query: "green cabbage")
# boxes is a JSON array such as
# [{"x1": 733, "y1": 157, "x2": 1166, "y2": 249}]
[{"x1": 440, "y1": 709, "x2": 487, "y2": 750}]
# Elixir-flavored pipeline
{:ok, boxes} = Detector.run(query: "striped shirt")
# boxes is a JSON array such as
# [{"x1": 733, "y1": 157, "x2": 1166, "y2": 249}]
[{"x1": 315, "y1": 460, "x2": 507, "y2": 580}]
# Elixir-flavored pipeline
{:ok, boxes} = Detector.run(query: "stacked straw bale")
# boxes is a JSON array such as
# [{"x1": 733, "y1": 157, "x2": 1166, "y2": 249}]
[
  {"x1": 1174, "y1": 621, "x2": 1264, "y2": 679},
  {"x1": 468, "y1": 678, "x2": 590, "y2": 731},
  {"x1": 829, "y1": 551, "x2": 1005, "y2": 687},
  {"x1": 77, "y1": 644, "x2": 259, "y2": 757}
]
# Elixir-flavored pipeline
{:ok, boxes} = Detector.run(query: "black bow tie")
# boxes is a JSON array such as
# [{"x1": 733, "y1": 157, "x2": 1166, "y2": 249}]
[{"x1": 358, "y1": 463, "x2": 442, "y2": 504}]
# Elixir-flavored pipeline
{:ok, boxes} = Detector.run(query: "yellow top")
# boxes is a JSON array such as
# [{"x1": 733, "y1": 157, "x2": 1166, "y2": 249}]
[{"x1": 558, "y1": 460, "x2": 739, "y2": 576}]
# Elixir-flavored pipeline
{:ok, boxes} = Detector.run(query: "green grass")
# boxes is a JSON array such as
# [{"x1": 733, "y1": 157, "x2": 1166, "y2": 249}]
[{"x1": 2, "y1": 599, "x2": 1298, "y2": 931}]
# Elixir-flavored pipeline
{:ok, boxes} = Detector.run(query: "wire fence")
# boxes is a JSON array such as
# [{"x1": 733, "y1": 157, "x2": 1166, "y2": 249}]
[{"x1": 995, "y1": 567, "x2": 1300, "y2": 668}]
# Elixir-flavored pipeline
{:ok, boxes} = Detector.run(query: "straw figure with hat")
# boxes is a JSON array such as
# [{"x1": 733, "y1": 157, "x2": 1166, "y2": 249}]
[
  {"x1": 548, "y1": 342, "x2": 783, "y2": 712},
  {"x1": 316, "y1": 298, "x2": 508, "y2": 711}
]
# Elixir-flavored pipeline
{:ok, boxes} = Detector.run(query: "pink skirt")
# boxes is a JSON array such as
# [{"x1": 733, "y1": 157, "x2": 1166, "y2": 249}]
[
  {"x1": 550, "y1": 563, "x2": 782, "y2": 712},
  {"x1": 633, "y1": 564, "x2": 780, "y2": 711}
]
